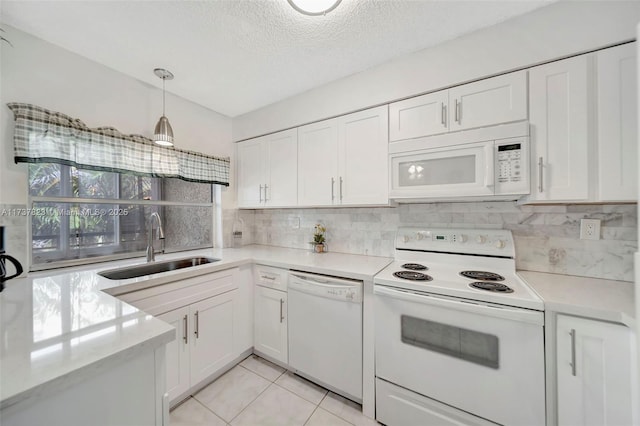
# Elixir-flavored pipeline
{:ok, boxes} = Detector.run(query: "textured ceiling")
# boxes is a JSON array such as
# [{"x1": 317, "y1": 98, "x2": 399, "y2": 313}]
[{"x1": 1, "y1": 0, "x2": 552, "y2": 117}]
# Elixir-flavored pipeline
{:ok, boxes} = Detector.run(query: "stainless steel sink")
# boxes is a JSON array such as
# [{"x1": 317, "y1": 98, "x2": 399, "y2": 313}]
[{"x1": 98, "y1": 257, "x2": 220, "y2": 280}]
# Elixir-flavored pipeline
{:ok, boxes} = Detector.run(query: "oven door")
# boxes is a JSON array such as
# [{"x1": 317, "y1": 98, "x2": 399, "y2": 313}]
[
  {"x1": 389, "y1": 141, "x2": 494, "y2": 199},
  {"x1": 374, "y1": 285, "x2": 545, "y2": 426}
]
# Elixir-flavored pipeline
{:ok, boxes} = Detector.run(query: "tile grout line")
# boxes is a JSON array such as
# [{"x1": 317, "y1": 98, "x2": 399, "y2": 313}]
[{"x1": 225, "y1": 365, "x2": 283, "y2": 425}]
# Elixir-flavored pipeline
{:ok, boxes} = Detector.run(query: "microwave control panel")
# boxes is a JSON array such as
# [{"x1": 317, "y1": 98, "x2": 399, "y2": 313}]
[{"x1": 495, "y1": 137, "x2": 529, "y2": 195}]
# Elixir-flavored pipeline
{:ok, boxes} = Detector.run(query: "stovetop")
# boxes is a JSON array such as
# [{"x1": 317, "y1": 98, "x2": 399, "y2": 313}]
[{"x1": 373, "y1": 227, "x2": 543, "y2": 311}]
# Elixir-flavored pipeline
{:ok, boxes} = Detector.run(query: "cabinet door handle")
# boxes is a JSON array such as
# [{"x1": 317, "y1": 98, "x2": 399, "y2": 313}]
[
  {"x1": 280, "y1": 298, "x2": 285, "y2": 323},
  {"x1": 331, "y1": 177, "x2": 335, "y2": 202},
  {"x1": 264, "y1": 184, "x2": 269, "y2": 202},
  {"x1": 339, "y1": 177, "x2": 343, "y2": 202},
  {"x1": 441, "y1": 103, "x2": 446, "y2": 126},
  {"x1": 569, "y1": 328, "x2": 576, "y2": 376},
  {"x1": 194, "y1": 310, "x2": 199, "y2": 339},
  {"x1": 183, "y1": 314, "x2": 188, "y2": 344},
  {"x1": 454, "y1": 99, "x2": 460, "y2": 124},
  {"x1": 538, "y1": 157, "x2": 544, "y2": 193},
  {"x1": 259, "y1": 185, "x2": 263, "y2": 203}
]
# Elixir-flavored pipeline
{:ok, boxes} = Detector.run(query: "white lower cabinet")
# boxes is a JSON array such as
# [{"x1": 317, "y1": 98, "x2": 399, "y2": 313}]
[
  {"x1": 556, "y1": 315, "x2": 638, "y2": 426},
  {"x1": 117, "y1": 268, "x2": 246, "y2": 406},
  {"x1": 254, "y1": 286, "x2": 288, "y2": 363},
  {"x1": 253, "y1": 265, "x2": 288, "y2": 364},
  {"x1": 158, "y1": 306, "x2": 191, "y2": 402},
  {"x1": 189, "y1": 291, "x2": 237, "y2": 385}
]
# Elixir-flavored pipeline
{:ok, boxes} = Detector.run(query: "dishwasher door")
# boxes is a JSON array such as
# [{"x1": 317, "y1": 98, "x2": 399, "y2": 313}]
[{"x1": 288, "y1": 271, "x2": 363, "y2": 402}]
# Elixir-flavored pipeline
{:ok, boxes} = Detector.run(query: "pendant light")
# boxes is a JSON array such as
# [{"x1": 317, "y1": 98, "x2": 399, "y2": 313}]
[
  {"x1": 153, "y1": 68, "x2": 175, "y2": 147},
  {"x1": 287, "y1": 0, "x2": 341, "y2": 16}
]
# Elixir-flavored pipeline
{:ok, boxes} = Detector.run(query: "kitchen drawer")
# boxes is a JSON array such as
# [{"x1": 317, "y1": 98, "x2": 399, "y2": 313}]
[
  {"x1": 376, "y1": 378, "x2": 498, "y2": 426},
  {"x1": 119, "y1": 268, "x2": 238, "y2": 315},
  {"x1": 254, "y1": 264, "x2": 288, "y2": 291}
]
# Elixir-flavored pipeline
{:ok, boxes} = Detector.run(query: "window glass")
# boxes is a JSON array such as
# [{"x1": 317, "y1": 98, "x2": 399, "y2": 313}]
[{"x1": 29, "y1": 163, "x2": 214, "y2": 268}]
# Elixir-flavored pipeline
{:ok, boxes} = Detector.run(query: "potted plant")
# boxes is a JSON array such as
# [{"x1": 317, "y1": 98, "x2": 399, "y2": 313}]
[{"x1": 311, "y1": 224, "x2": 327, "y2": 253}]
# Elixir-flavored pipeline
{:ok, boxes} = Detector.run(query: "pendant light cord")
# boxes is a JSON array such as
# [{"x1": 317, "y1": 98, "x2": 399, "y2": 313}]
[{"x1": 162, "y1": 77, "x2": 166, "y2": 116}]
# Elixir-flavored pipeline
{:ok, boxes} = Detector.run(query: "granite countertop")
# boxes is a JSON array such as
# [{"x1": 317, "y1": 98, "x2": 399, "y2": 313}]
[
  {"x1": 0, "y1": 245, "x2": 392, "y2": 410},
  {"x1": 518, "y1": 270, "x2": 635, "y2": 328}
]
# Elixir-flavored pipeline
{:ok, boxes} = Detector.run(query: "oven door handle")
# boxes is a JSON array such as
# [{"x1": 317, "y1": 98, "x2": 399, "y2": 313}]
[{"x1": 374, "y1": 285, "x2": 544, "y2": 326}]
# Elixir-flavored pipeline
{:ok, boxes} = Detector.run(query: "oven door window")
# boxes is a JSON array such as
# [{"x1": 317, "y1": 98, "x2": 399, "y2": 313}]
[{"x1": 401, "y1": 315, "x2": 499, "y2": 369}]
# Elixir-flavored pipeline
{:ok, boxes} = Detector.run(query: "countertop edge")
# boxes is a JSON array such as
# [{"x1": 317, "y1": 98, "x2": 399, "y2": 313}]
[{"x1": 1, "y1": 320, "x2": 174, "y2": 411}]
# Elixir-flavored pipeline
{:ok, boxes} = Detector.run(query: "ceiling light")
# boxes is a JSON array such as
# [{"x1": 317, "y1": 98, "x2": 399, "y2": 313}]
[
  {"x1": 153, "y1": 68, "x2": 174, "y2": 147},
  {"x1": 287, "y1": 0, "x2": 342, "y2": 16}
]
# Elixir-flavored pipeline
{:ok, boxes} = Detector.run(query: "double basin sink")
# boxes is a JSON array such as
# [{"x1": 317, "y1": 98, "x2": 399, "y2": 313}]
[{"x1": 99, "y1": 256, "x2": 220, "y2": 280}]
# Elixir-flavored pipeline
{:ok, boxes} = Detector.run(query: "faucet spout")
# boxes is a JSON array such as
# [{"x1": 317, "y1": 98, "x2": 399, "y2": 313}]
[{"x1": 146, "y1": 212, "x2": 165, "y2": 262}]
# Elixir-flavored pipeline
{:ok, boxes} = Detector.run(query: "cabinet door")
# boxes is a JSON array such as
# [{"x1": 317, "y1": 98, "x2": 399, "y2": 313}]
[
  {"x1": 528, "y1": 55, "x2": 590, "y2": 202},
  {"x1": 449, "y1": 71, "x2": 527, "y2": 131},
  {"x1": 557, "y1": 315, "x2": 637, "y2": 426},
  {"x1": 297, "y1": 118, "x2": 339, "y2": 206},
  {"x1": 157, "y1": 306, "x2": 191, "y2": 403},
  {"x1": 189, "y1": 290, "x2": 237, "y2": 386},
  {"x1": 597, "y1": 43, "x2": 637, "y2": 202},
  {"x1": 338, "y1": 105, "x2": 389, "y2": 205},
  {"x1": 389, "y1": 91, "x2": 448, "y2": 141},
  {"x1": 254, "y1": 286, "x2": 288, "y2": 363},
  {"x1": 237, "y1": 138, "x2": 266, "y2": 208},
  {"x1": 265, "y1": 129, "x2": 298, "y2": 207}
]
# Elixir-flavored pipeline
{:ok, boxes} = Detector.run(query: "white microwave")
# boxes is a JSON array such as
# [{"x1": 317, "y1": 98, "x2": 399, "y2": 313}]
[{"x1": 389, "y1": 122, "x2": 530, "y2": 201}]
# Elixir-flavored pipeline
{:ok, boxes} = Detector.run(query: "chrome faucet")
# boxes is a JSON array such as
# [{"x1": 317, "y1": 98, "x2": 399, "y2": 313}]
[{"x1": 146, "y1": 212, "x2": 165, "y2": 262}]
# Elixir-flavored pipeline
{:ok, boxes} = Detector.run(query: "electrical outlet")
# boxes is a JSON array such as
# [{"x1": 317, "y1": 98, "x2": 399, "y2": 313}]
[{"x1": 580, "y1": 219, "x2": 601, "y2": 240}]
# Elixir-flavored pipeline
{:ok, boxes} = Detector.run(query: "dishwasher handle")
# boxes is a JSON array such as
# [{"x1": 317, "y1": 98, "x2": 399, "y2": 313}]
[{"x1": 289, "y1": 273, "x2": 363, "y2": 303}]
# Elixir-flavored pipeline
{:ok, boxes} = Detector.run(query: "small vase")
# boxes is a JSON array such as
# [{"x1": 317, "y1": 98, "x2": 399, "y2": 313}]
[{"x1": 314, "y1": 243, "x2": 325, "y2": 253}]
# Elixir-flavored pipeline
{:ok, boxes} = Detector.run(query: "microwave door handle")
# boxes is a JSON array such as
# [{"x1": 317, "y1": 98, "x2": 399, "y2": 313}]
[{"x1": 484, "y1": 144, "x2": 495, "y2": 188}]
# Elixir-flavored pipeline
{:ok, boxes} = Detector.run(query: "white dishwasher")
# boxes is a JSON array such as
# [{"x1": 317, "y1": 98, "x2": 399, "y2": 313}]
[{"x1": 288, "y1": 271, "x2": 363, "y2": 402}]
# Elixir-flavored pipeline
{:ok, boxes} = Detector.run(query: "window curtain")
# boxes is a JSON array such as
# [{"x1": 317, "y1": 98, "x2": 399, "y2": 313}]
[{"x1": 7, "y1": 103, "x2": 230, "y2": 186}]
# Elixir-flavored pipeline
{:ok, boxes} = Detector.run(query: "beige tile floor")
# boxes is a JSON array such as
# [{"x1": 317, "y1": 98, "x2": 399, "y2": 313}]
[{"x1": 170, "y1": 355, "x2": 379, "y2": 426}]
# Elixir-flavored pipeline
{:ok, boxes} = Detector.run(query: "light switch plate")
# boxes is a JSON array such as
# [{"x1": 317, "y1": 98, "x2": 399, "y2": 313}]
[{"x1": 580, "y1": 219, "x2": 601, "y2": 240}]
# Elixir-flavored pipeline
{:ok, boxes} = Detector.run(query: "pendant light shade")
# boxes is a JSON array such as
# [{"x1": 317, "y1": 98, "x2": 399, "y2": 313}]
[
  {"x1": 287, "y1": 0, "x2": 341, "y2": 16},
  {"x1": 153, "y1": 68, "x2": 175, "y2": 147}
]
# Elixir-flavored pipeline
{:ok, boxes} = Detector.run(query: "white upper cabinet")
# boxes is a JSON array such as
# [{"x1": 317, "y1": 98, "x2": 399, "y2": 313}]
[
  {"x1": 449, "y1": 71, "x2": 528, "y2": 131},
  {"x1": 389, "y1": 71, "x2": 527, "y2": 142},
  {"x1": 596, "y1": 42, "x2": 637, "y2": 202},
  {"x1": 237, "y1": 138, "x2": 265, "y2": 207},
  {"x1": 556, "y1": 315, "x2": 637, "y2": 426},
  {"x1": 265, "y1": 129, "x2": 298, "y2": 207},
  {"x1": 389, "y1": 91, "x2": 448, "y2": 141},
  {"x1": 298, "y1": 106, "x2": 389, "y2": 207},
  {"x1": 237, "y1": 129, "x2": 298, "y2": 208},
  {"x1": 338, "y1": 105, "x2": 389, "y2": 205},
  {"x1": 527, "y1": 54, "x2": 591, "y2": 202},
  {"x1": 297, "y1": 118, "x2": 339, "y2": 206}
]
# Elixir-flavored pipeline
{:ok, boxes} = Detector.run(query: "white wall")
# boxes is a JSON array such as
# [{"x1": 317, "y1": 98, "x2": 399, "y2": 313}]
[
  {"x1": 0, "y1": 25, "x2": 234, "y2": 207},
  {"x1": 233, "y1": 1, "x2": 640, "y2": 141}
]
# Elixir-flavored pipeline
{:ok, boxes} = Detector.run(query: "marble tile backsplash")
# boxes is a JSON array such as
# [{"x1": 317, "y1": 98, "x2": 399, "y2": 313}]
[{"x1": 225, "y1": 202, "x2": 637, "y2": 282}]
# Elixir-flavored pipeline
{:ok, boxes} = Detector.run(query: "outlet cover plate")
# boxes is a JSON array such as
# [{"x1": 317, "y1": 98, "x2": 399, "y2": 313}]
[{"x1": 580, "y1": 219, "x2": 601, "y2": 240}]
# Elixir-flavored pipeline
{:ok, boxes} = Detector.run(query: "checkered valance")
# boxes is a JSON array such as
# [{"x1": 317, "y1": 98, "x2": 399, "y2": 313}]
[{"x1": 7, "y1": 103, "x2": 230, "y2": 186}]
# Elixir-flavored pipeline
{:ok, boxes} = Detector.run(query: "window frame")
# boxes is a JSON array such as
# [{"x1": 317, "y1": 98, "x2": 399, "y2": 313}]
[{"x1": 28, "y1": 164, "x2": 218, "y2": 271}]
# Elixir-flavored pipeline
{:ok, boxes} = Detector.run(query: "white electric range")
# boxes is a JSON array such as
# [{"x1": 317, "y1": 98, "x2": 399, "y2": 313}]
[{"x1": 374, "y1": 227, "x2": 545, "y2": 426}]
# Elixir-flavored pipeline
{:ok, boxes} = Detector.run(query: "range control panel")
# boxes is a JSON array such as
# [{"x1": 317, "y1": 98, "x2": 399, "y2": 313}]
[{"x1": 395, "y1": 227, "x2": 516, "y2": 258}]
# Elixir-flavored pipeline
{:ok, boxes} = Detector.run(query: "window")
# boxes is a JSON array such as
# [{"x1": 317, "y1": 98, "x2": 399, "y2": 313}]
[{"x1": 29, "y1": 163, "x2": 216, "y2": 269}]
